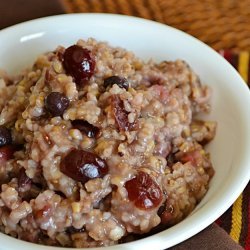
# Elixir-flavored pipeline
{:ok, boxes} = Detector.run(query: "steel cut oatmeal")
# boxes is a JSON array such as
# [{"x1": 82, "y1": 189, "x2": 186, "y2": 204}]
[{"x1": 0, "y1": 38, "x2": 216, "y2": 247}]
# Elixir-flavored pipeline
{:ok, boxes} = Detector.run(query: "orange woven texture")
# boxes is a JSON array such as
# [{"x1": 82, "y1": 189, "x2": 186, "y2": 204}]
[{"x1": 63, "y1": 0, "x2": 250, "y2": 51}]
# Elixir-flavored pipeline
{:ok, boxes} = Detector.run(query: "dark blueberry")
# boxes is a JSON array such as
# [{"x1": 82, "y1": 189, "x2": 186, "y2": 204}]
[
  {"x1": 60, "y1": 149, "x2": 109, "y2": 184},
  {"x1": 104, "y1": 76, "x2": 129, "y2": 90},
  {"x1": 63, "y1": 45, "x2": 95, "y2": 85},
  {"x1": 125, "y1": 171, "x2": 163, "y2": 210},
  {"x1": 45, "y1": 92, "x2": 69, "y2": 117},
  {"x1": 0, "y1": 126, "x2": 12, "y2": 147},
  {"x1": 71, "y1": 120, "x2": 100, "y2": 138}
]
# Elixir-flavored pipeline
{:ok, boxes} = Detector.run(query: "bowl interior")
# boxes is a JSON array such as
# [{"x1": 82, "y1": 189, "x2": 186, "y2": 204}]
[{"x1": 0, "y1": 14, "x2": 249, "y2": 250}]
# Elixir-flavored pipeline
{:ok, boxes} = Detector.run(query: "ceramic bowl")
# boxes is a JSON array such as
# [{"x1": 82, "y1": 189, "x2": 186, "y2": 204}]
[{"x1": 0, "y1": 14, "x2": 249, "y2": 250}]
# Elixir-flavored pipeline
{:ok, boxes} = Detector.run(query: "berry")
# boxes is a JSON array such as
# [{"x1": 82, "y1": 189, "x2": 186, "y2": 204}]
[
  {"x1": 18, "y1": 168, "x2": 32, "y2": 192},
  {"x1": 60, "y1": 149, "x2": 108, "y2": 184},
  {"x1": 125, "y1": 171, "x2": 163, "y2": 210},
  {"x1": 45, "y1": 92, "x2": 69, "y2": 117},
  {"x1": 111, "y1": 95, "x2": 137, "y2": 131},
  {"x1": 0, "y1": 126, "x2": 12, "y2": 147},
  {"x1": 0, "y1": 145, "x2": 16, "y2": 164},
  {"x1": 63, "y1": 45, "x2": 95, "y2": 85}
]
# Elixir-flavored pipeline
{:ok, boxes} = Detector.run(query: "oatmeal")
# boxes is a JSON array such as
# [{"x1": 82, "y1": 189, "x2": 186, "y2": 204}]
[{"x1": 0, "y1": 38, "x2": 216, "y2": 247}]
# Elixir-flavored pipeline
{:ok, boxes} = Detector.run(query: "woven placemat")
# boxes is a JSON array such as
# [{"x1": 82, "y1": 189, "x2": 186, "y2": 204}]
[{"x1": 63, "y1": 0, "x2": 250, "y2": 52}]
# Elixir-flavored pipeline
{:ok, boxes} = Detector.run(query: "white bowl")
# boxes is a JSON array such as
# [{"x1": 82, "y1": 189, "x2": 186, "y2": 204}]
[{"x1": 0, "y1": 13, "x2": 250, "y2": 250}]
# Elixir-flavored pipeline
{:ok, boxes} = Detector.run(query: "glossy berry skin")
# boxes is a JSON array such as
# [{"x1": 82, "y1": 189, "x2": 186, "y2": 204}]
[
  {"x1": 125, "y1": 171, "x2": 163, "y2": 210},
  {"x1": 45, "y1": 92, "x2": 69, "y2": 117},
  {"x1": 63, "y1": 45, "x2": 95, "y2": 85},
  {"x1": 0, "y1": 126, "x2": 12, "y2": 147},
  {"x1": 104, "y1": 76, "x2": 129, "y2": 90},
  {"x1": 71, "y1": 120, "x2": 100, "y2": 138},
  {"x1": 60, "y1": 149, "x2": 108, "y2": 184}
]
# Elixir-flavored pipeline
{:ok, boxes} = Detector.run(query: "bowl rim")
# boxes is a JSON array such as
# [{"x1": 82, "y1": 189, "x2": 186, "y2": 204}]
[{"x1": 0, "y1": 13, "x2": 250, "y2": 250}]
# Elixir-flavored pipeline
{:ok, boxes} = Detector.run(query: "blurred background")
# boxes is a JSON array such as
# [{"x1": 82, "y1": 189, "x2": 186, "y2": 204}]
[
  {"x1": 64, "y1": 0, "x2": 250, "y2": 52},
  {"x1": 1, "y1": 0, "x2": 250, "y2": 52}
]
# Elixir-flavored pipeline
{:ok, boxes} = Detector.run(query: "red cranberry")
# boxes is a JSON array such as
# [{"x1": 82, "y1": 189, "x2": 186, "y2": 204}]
[
  {"x1": 63, "y1": 45, "x2": 95, "y2": 85},
  {"x1": 18, "y1": 168, "x2": 32, "y2": 192},
  {"x1": 125, "y1": 171, "x2": 163, "y2": 210},
  {"x1": 0, "y1": 145, "x2": 16, "y2": 164},
  {"x1": 45, "y1": 92, "x2": 69, "y2": 117},
  {"x1": 111, "y1": 95, "x2": 137, "y2": 131},
  {"x1": 60, "y1": 149, "x2": 108, "y2": 184},
  {"x1": 0, "y1": 126, "x2": 12, "y2": 147},
  {"x1": 71, "y1": 120, "x2": 100, "y2": 138},
  {"x1": 104, "y1": 76, "x2": 129, "y2": 90}
]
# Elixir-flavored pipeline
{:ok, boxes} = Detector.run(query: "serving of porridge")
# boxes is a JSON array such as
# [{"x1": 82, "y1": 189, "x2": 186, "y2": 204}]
[{"x1": 0, "y1": 38, "x2": 216, "y2": 247}]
